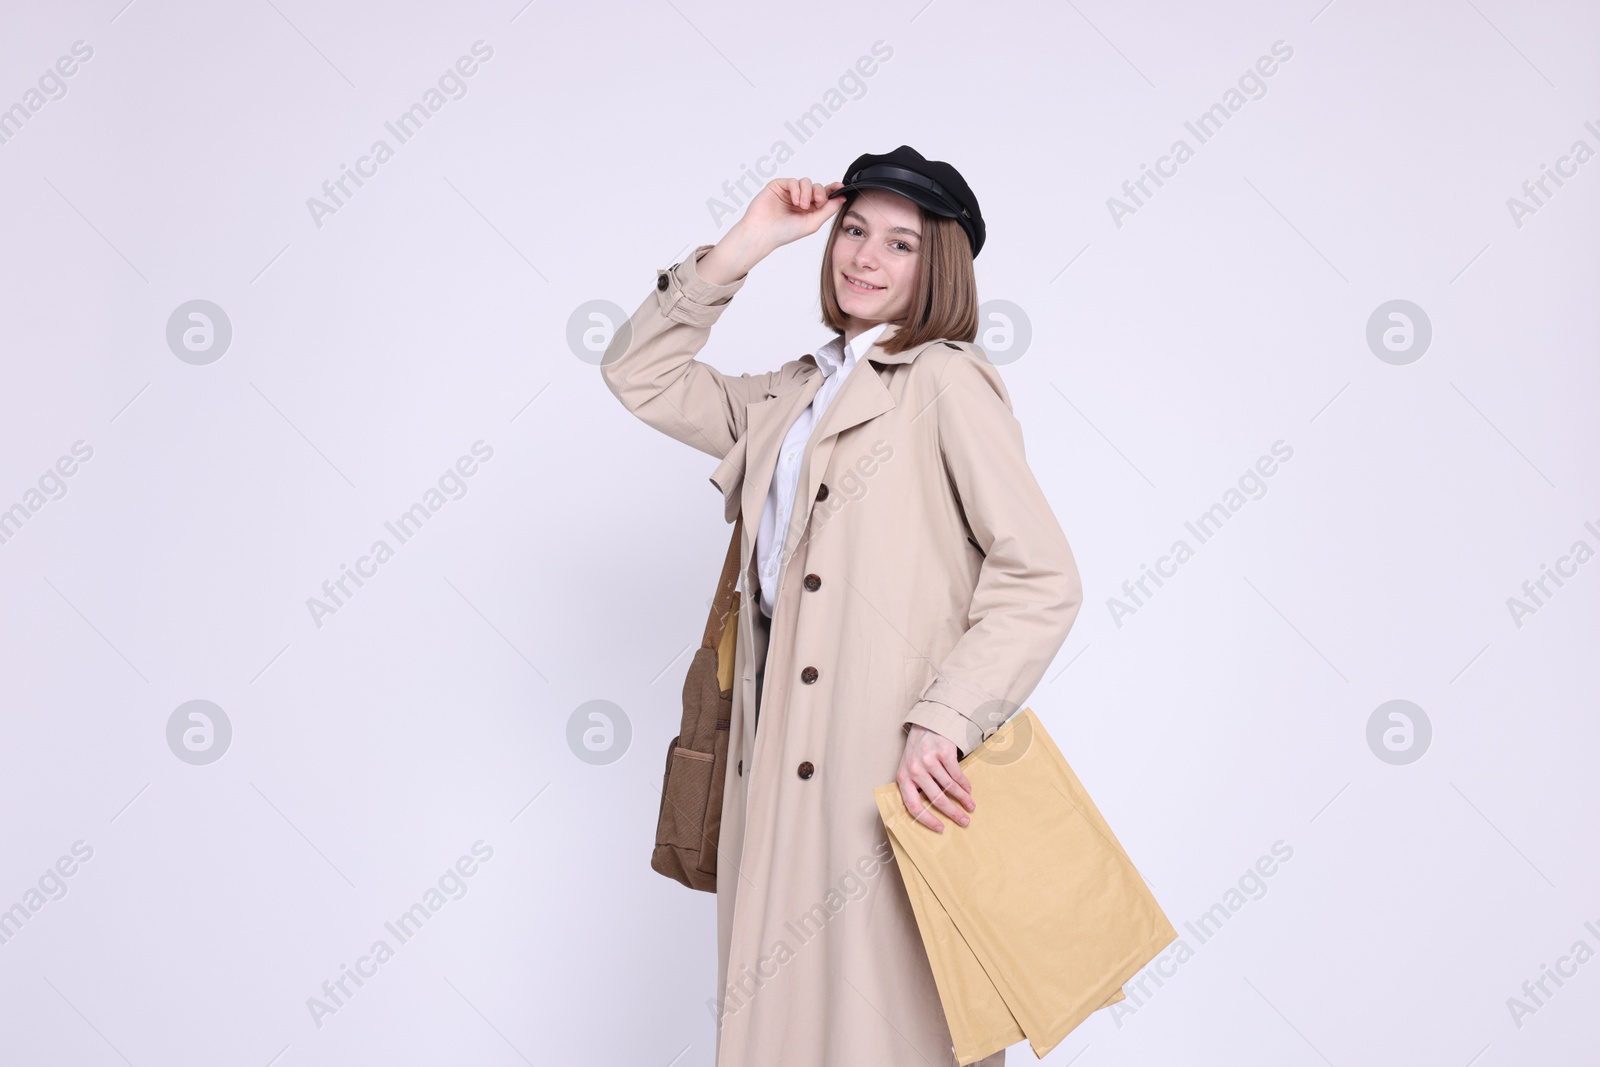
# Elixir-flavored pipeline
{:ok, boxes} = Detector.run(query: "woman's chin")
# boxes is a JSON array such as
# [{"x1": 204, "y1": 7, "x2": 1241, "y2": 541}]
[{"x1": 841, "y1": 295, "x2": 885, "y2": 319}]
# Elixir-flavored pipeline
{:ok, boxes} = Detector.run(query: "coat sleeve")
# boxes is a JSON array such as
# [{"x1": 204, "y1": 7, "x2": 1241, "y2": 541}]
[
  {"x1": 600, "y1": 242, "x2": 782, "y2": 460},
  {"x1": 902, "y1": 347, "x2": 1084, "y2": 757}
]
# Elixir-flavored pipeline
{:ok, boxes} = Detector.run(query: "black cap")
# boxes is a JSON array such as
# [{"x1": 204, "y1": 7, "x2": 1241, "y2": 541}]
[{"x1": 829, "y1": 145, "x2": 985, "y2": 258}]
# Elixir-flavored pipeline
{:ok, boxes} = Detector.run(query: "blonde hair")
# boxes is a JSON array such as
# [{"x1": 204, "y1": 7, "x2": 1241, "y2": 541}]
[{"x1": 818, "y1": 192, "x2": 978, "y2": 355}]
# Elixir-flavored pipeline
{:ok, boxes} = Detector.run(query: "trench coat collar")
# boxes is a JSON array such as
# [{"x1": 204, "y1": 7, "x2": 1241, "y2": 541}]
[
  {"x1": 813, "y1": 321, "x2": 890, "y2": 378},
  {"x1": 708, "y1": 323, "x2": 948, "y2": 529}
]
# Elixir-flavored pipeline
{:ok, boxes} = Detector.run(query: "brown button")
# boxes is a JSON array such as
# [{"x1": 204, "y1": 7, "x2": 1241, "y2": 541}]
[
  {"x1": 800, "y1": 666, "x2": 818, "y2": 683},
  {"x1": 656, "y1": 273, "x2": 669, "y2": 291},
  {"x1": 797, "y1": 761, "x2": 814, "y2": 779},
  {"x1": 816, "y1": 482, "x2": 829, "y2": 501},
  {"x1": 737, "y1": 759, "x2": 743, "y2": 776},
  {"x1": 803, "y1": 573, "x2": 821, "y2": 591}
]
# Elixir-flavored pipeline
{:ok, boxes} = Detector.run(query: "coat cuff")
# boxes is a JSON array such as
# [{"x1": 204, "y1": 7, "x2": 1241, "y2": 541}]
[
  {"x1": 903, "y1": 699, "x2": 986, "y2": 760},
  {"x1": 655, "y1": 243, "x2": 747, "y2": 327}
]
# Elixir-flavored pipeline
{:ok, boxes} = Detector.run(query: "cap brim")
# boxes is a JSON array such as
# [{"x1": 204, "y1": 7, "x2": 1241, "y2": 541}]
[{"x1": 827, "y1": 179, "x2": 960, "y2": 219}]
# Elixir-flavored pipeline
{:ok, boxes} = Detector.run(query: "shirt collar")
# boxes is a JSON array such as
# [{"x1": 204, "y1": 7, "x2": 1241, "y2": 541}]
[{"x1": 814, "y1": 321, "x2": 892, "y2": 378}]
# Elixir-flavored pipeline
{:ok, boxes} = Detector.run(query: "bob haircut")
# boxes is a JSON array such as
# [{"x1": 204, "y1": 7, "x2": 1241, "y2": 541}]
[{"x1": 818, "y1": 191, "x2": 978, "y2": 355}]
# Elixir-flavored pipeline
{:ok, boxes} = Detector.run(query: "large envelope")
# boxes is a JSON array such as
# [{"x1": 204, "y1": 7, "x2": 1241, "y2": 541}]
[{"x1": 874, "y1": 707, "x2": 1176, "y2": 1065}]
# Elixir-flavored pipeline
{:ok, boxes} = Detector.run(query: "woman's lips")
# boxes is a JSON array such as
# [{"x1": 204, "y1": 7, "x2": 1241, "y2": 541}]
[{"x1": 843, "y1": 274, "x2": 883, "y2": 294}]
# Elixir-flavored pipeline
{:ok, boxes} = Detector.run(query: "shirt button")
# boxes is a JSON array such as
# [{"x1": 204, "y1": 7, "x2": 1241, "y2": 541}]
[
  {"x1": 737, "y1": 759, "x2": 743, "y2": 776},
  {"x1": 801, "y1": 666, "x2": 818, "y2": 683},
  {"x1": 656, "y1": 273, "x2": 669, "y2": 291},
  {"x1": 804, "y1": 573, "x2": 821, "y2": 591},
  {"x1": 816, "y1": 483, "x2": 829, "y2": 501},
  {"x1": 797, "y1": 761, "x2": 814, "y2": 779}
]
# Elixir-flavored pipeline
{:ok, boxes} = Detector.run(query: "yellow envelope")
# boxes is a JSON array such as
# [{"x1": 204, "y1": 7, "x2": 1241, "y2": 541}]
[{"x1": 874, "y1": 707, "x2": 1176, "y2": 1065}]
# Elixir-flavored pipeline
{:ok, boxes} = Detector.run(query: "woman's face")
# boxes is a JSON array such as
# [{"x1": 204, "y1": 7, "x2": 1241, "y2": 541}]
[{"x1": 829, "y1": 188, "x2": 922, "y2": 329}]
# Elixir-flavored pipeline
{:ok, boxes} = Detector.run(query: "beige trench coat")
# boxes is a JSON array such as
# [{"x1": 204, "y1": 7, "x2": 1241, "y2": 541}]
[{"x1": 602, "y1": 245, "x2": 1084, "y2": 1067}]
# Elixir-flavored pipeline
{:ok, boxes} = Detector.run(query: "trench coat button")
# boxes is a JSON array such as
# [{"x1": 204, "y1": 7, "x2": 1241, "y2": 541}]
[
  {"x1": 800, "y1": 666, "x2": 819, "y2": 683},
  {"x1": 816, "y1": 482, "x2": 829, "y2": 501},
  {"x1": 737, "y1": 759, "x2": 743, "y2": 776},
  {"x1": 656, "y1": 273, "x2": 669, "y2": 291},
  {"x1": 803, "y1": 573, "x2": 821, "y2": 591},
  {"x1": 797, "y1": 761, "x2": 814, "y2": 779}
]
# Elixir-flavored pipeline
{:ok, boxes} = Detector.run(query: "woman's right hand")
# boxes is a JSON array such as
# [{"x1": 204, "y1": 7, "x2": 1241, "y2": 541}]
[
  {"x1": 697, "y1": 178, "x2": 846, "y2": 285},
  {"x1": 738, "y1": 178, "x2": 847, "y2": 249}
]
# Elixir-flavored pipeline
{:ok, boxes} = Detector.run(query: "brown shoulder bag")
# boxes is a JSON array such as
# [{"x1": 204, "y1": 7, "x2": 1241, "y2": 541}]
[{"x1": 650, "y1": 514, "x2": 742, "y2": 892}]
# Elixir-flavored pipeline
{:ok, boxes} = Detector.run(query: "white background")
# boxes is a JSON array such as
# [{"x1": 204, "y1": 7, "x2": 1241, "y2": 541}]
[{"x1": 0, "y1": 1, "x2": 1596, "y2": 1064}]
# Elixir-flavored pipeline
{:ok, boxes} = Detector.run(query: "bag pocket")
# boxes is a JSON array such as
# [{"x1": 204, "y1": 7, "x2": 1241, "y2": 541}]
[
  {"x1": 694, "y1": 724, "x2": 730, "y2": 878},
  {"x1": 659, "y1": 742, "x2": 716, "y2": 851}
]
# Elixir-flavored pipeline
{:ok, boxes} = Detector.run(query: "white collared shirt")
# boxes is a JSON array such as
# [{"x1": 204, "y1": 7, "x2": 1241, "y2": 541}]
[{"x1": 755, "y1": 321, "x2": 891, "y2": 618}]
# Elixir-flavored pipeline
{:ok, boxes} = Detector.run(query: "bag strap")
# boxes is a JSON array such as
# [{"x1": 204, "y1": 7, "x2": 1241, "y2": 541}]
[{"x1": 701, "y1": 513, "x2": 744, "y2": 650}]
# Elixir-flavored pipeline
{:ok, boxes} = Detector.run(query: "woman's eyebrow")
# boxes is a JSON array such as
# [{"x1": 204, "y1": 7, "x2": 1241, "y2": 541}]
[{"x1": 843, "y1": 209, "x2": 921, "y2": 239}]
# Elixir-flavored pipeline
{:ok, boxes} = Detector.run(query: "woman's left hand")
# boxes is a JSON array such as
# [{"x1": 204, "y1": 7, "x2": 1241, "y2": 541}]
[{"x1": 897, "y1": 724, "x2": 975, "y2": 833}]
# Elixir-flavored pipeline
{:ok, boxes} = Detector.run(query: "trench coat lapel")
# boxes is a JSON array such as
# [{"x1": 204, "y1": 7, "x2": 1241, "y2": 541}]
[
  {"x1": 796, "y1": 325, "x2": 940, "y2": 534},
  {"x1": 707, "y1": 326, "x2": 939, "y2": 560},
  {"x1": 736, "y1": 377, "x2": 822, "y2": 547},
  {"x1": 796, "y1": 351, "x2": 893, "y2": 526}
]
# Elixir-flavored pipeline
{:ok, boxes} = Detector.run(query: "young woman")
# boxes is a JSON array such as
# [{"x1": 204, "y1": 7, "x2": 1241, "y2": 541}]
[{"x1": 602, "y1": 146, "x2": 1082, "y2": 1067}]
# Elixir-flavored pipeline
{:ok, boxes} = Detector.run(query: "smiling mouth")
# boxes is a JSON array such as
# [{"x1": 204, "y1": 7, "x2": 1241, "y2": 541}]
[{"x1": 843, "y1": 273, "x2": 884, "y2": 293}]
